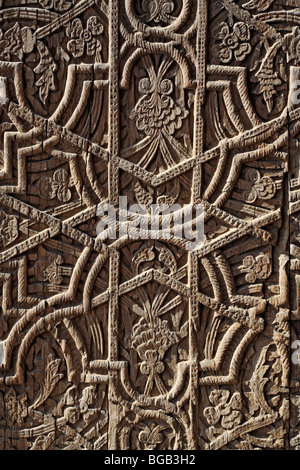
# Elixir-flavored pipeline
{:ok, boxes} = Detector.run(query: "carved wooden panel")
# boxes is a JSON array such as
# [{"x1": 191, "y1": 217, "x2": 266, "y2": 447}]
[{"x1": 0, "y1": 0, "x2": 299, "y2": 451}]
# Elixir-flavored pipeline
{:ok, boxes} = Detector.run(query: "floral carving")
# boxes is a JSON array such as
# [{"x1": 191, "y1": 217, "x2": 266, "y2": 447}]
[
  {"x1": 0, "y1": 14, "x2": 103, "y2": 105},
  {"x1": 132, "y1": 242, "x2": 177, "y2": 275},
  {"x1": 37, "y1": 169, "x2": 72, "y2": 203},
  {"x1": 138, "y1": 422, "x2": 169, "y2": 450},
  {"x1": 43, "y1": 255, "x2": 65, "y2": 285},
  {"x1": 204, "y1": 389, "x2": 243, "y2": 431},
  {"x1": 34, "y1": 254, "x2": 72, "y2": 290},
  {"x1": 38, "y1": 0, "x2": 74, "y2": 11},
  {"x1": 141, "y1": 0, "x2": 175, "y2": 24},
  {"x1": 0, "y1": 23, "x2": 35, "y2": 60},
  {"x1": 66, "y1": 17, "x2": 103, "y2": 61},
  {"x1": 254, "y1": 47, "x2": 283, "y2": 113},
  {"x1": 126, "y1": 285, "x2": 188, "y2": 396},
  {"x1": 218, "y1": 22, "x2": 252, "y2": 63},
  {"x1": 0, "y1": 23, "x2": 58, "y2": 104},
  {"x1": 243, "y1": 169, "x2": 277, "y2": 203},
  {"x1": 253, "y1": 22, "x2": 300, "y2": 113},
  {"x1": 205, "y1": 219, "x2": 227, "y2": 240},
  {"x1": 0, "y1": 211, "x2": 19, "y2": 247},
  {"x1": 30, "y1": 358, "x2": 63, "y2": 410},
  {"x1": 129, "y1": 315, "x2": 178, "y2": 395},
  {"x1": 130, "y1": 56, "x2": 188, "y2": 137},
  {"x1": 242, "y1": 253, "x2": 272, "y2": 283},
  {"x1": 244, "y1": 345, "x2": 284, "y2": 418}
]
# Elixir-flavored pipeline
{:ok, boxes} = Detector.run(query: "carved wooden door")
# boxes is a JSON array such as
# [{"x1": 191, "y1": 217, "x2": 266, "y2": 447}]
[{"x1": 0, "y1": 0, "x2": 299, "y2": 451}]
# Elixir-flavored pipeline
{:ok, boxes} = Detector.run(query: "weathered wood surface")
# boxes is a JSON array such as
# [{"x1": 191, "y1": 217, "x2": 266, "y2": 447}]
[{"x1": 0, "y1": 0, "x2": 299, "y2": 450}]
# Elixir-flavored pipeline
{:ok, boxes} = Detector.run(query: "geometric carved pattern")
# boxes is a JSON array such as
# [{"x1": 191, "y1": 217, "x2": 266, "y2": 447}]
[{"x1": 0, "y1": 0, "x2": 299, "y2": 450}]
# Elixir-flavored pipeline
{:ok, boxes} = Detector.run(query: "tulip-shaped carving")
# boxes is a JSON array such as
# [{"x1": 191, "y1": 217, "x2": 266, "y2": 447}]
[
  {"x1": 127, "y1": 286, "x2": 181, "y2": 396},
  {"x1": 130, "y1": 56, "x2": 188, "y2": 138},
  {"x1": 129, "y1": 315, "x2": 178, "y2": 395}
]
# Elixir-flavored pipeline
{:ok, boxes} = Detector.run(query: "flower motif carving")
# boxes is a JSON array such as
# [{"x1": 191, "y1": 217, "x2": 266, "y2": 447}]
[
  {"x1": 38, "y1": 0, "x2": 74, "y2": 11},
  {"x1": 44, "y1": 255, "x2": 65, "y2": 285},
  {"x1": 138, "y1": 422, "x2": 169, "y2": 450},
  {"x1": 37, "y1": 169, "x2": 72, "y2": 203},
  {"x1": 205, "y1": 219, "x2": 227, "y2": 240},
  {"x1": 243, "y1": 169, "x2": 277, "y2": 203},
  {"x1": 0, "y1": 23, "x2": 35, "y2": 60},
  {"x1": 132, "y1": 242, "x2": 177, "y2": 276},
  {"x1": 128, "y1": 315, "x2": 178, "y2": 396},
  {"x1": 242, "y1": 254, "x2": 272, "y2": 284},
  {"x1": 141, "y1": 0, "x2": 175, "y2": 24},
  {"x1": 125, "y1": 279, "x2": 188, "y2": 396},
  {"x1": 130, "y1": 57, "x2": 188, "y2": 137},
  {"x1": 204, "y1": 389, "x2": 243, "y2": 431},
  {"x1": 219, "y1": 22, "x2": 252, "y2": 63},
  {"x1": 66, "y1": 16, "x2": 103, "y2": 61}
]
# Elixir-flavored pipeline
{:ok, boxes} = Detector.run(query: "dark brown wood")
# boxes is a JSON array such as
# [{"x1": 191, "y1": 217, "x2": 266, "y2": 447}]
[{"x1": 0, "y1": 0, "x2": 299, "y2": 450}]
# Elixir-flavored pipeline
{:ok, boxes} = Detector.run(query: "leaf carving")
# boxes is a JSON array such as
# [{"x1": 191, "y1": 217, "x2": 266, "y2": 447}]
[
  {"x1": 245, "y1": 346, "x2": 273, "y2": 416},
  {"x1": 254, "y1": 41, "x2": 283, "y2": 112},
  {"x1": 31, "y1": 358, "x2": 63, "y2": 410},
  {"x1": 34, "y1": 40, "x2": 57, "y2": 104}
]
